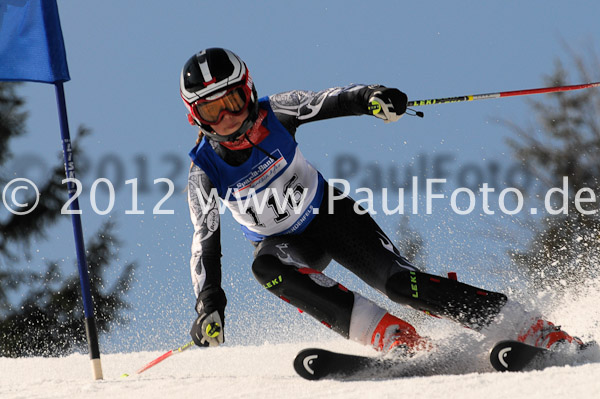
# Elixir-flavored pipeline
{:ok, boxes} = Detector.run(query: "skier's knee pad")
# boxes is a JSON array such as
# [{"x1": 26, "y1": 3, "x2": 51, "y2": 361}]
[
  {"x1": 385, "y1": 270, "x2": 507, "y2": 330},
  {"x1": 252, "y1": 254, "x2": 285, "y2": 287},
  {"x1": 252, "y1": 254, "x2": 354, "y2": 337}
]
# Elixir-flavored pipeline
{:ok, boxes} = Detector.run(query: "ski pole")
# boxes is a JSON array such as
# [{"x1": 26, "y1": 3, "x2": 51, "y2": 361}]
[
  {"x1": 121, "y1": 340, "x2": 195, "y2": 377},
  {"x1": 407, "y1": 81, "x2": 600, "y2": 108}
]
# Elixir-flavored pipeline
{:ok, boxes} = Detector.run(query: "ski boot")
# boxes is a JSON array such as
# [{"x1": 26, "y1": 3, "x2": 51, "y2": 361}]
[
  {"x1": 518, "y1": 319, "x2": 585, "y2": 350},
  {"x1": 371, "y1": 313, "x2": 432, "y2": 356}
]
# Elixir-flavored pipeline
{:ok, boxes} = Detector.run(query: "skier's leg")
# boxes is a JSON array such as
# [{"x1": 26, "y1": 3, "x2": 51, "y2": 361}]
[
  {"x1": 384, "y1": 270, "x2": 507, "y2": 330},
  {"x1": 305, "y1": 185, "x2": 507, "y2": 331},
  {"x1": 252, "y1": 236, "x2": 428, "y2": 353},
  {"x1": 306, "y1": 185, "x2": 584, "y2": 344},
  {"x1": 301, "y1": 185, "x2": 418, "y2": 291}
]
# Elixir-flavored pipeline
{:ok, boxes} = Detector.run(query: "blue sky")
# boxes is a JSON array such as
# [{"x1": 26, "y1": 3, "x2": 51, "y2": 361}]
[{"x1": 4, "y1": 1, "x2": 600, "y2": 352}]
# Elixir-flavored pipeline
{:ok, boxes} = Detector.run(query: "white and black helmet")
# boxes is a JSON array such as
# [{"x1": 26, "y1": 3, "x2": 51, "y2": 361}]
[{"x1": 180, "y1": 48, "x2": 259, "y2": 142}]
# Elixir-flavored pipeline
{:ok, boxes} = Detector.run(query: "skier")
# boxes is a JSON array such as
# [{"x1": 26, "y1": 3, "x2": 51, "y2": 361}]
[{"x1": 181, "y1": 47, "x2": 583, "y2": 355}]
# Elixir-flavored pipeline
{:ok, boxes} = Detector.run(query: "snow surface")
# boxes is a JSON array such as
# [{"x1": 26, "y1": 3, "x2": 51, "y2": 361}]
[
  {"x1": 1, "y1": 338, "x2": 599, "y2": 399},
  {"x1": 2, "y1": 276, "x2": 599, "y2": 399}
]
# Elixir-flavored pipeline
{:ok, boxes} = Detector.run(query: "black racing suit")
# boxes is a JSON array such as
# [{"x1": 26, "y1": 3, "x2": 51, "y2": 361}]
[{"x1": 187, "y1": 84, "x2": 507, "y2": 343}]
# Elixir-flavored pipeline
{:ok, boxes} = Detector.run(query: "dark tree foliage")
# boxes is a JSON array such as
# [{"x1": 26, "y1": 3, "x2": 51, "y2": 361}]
[
  {"x1": 0, "y1": 222, "x2": 135, "y2": 357},
  {"x1": 0, "y1": 82, "x2": 136, "y2": 357},
  {"x1": 506, "y1": 52, "x2": 600, "y2": 291},
  {"x1": 0, "y1": 82, "x2": 27, "y2": 165}
]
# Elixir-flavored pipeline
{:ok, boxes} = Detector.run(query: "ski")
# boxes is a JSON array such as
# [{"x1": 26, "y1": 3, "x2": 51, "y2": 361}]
[
  {"x1": 489, "y1": 339, "x2": 597, "y2": 372},
  {"x1": 294, "y1": 348, "x2": 388, "y2": 380},
  {"x1": 293, "y1": 347, "x2": 436, "y2": 381},
  {"x1": 296, "y1": 339, "x2": 597, "y2": 380},
  {"x1": 489, "y1": 340, "x2": 548, "y2": 372}
]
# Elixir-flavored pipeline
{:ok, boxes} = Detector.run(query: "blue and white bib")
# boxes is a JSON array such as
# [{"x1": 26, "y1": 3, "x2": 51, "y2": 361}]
[{"x1": 190, "y1": 98, "x2": 324, "y2": 241}]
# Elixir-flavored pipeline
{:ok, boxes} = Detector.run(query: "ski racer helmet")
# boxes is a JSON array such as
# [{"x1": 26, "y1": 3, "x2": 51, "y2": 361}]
[{"x1": 180, "y1": 48, "x2": 259, "y2": 142}]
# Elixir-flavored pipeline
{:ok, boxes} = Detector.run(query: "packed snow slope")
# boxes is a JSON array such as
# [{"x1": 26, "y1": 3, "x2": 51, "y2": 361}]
[
  {"x1": 2, "y1": 280, "x2": 599, "y2": 399},
  {"x1": 1, "y1": 339, "x2": 599, "y2": 399}
]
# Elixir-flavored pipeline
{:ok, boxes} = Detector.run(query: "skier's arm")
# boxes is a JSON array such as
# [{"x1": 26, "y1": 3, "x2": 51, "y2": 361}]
[
  {"x1": 269, "y1": 84, "x2": 407, "y2": 134},
  {"x1": 187, "y1": 164, "x2": 227, "y2": 346}
]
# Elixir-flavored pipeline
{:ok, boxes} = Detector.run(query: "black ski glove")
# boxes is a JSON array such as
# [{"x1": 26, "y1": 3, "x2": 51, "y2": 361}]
[
  {"x1": 190, "y1": 287, "x2": 227, "y2": 347},
  {"x1": 368, "y1": 88, "x2": 408, "y2": 122}
]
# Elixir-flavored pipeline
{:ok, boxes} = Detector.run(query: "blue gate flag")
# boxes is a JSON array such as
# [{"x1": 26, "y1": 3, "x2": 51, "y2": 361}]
[{"x1": 0, "y1": 0, "x2": 70, "y2": 83}]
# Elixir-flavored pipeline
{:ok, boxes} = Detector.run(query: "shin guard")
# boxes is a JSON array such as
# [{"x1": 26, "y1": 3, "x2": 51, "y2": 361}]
[
  {"x1": 252, "y1": 254, "x2": 354, "y2": 337},
  {"x1": 385, "y1": 270, "x2": 507, "y2": 330}
]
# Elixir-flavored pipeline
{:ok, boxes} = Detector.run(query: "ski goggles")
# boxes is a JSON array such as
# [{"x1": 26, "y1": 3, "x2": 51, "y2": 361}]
[{"x1": 191, "y1": 85, "x2": 250, "y2": 125}]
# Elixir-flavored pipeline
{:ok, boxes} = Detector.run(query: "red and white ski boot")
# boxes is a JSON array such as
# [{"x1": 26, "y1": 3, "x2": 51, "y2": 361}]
[
  {"x1": 518, "y1": 319, "x2": 585, "y2": 350},
  {"x1": 371, "y1": 313, "x2": 432, "y2": 356}
]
